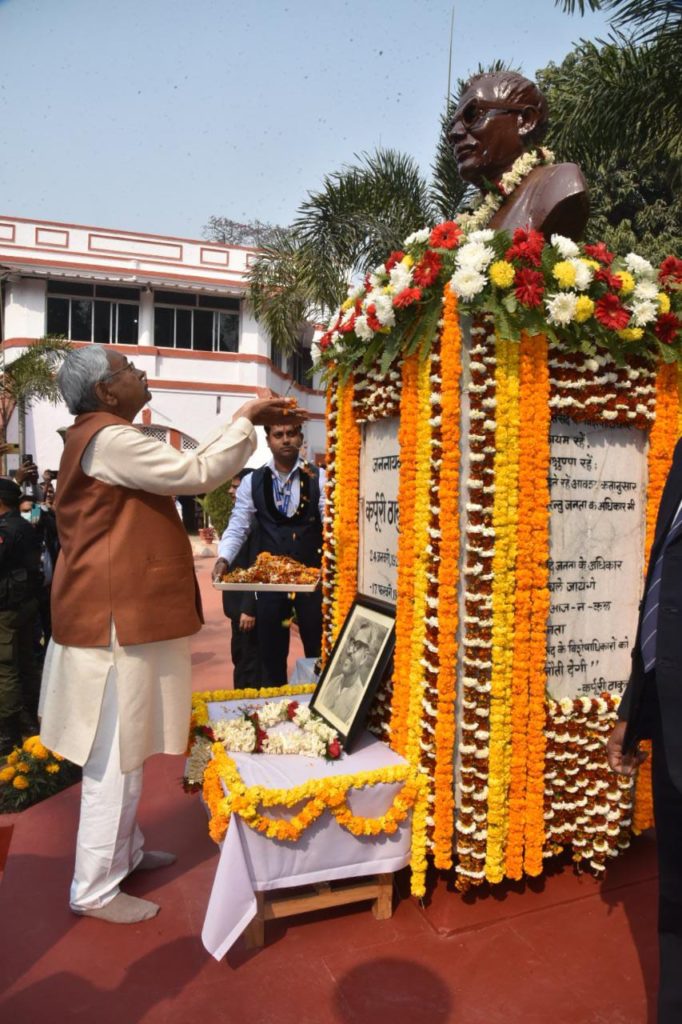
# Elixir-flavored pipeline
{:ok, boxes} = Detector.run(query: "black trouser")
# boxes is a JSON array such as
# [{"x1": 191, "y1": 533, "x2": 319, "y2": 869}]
[
  {"x1": 648, "y1": 686, "x2": 682, "y2": 1024},
  {"x1": 229, "y1": 615, "x2": 263, "y2": 688},
  {"x1": 255, "y1": 590, "x2": 323, "y2": 687},
  {"x1": 0, "y1": 599, "x2": 42, "y2": 720}
]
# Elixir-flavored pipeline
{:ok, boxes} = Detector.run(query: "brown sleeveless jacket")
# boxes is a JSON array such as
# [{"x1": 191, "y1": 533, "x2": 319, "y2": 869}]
[{"x1": 51, "y1": 411, "x2": 203, "y2": 647}]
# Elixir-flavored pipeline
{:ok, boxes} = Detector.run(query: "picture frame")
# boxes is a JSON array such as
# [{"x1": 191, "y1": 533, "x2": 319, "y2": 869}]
[{"x1": 309, "y1": 595, "x2": 396, "y2": 752}]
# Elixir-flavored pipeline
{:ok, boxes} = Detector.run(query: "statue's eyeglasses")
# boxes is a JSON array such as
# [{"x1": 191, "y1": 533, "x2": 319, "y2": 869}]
[{"x1": 450, "y1": 99, "x2": 535, "y2": 133}]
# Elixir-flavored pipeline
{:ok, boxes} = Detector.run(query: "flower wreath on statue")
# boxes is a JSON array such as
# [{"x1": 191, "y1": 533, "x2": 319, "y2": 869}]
[{"x1": 184, "y1": 699, "x2": 341, "y2": 791}]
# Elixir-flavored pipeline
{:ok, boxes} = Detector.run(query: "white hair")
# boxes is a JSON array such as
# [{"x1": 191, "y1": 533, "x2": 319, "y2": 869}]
[{"x1": 57, "y1": 345, "x2": 112, "y2": 415}]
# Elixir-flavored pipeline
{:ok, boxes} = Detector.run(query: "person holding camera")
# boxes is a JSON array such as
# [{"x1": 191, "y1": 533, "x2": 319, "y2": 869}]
[{"x1": 0, "y1": 476, "x2": 43, "y2": 756}]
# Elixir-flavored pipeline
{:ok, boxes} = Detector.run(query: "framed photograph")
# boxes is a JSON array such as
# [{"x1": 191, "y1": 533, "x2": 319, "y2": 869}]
[{"x1": 309, "y1": 595, "x2": 396, "y2": 752}]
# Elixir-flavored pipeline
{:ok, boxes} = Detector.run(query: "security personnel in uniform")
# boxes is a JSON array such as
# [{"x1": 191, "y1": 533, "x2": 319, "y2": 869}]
[{"x1": 0, "y1": 477, "x2": 43, "y2": 755}]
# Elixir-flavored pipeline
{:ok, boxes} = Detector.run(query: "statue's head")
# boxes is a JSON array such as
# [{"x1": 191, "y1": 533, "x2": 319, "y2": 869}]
[{"x1": 447, "y1": 71, "x2": 549, "y2": 188}]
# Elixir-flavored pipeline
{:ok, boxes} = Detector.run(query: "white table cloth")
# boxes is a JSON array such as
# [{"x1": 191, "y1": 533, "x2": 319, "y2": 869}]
[{"x1": 200, "y1": 695, "x2": 412, "y2": 959}]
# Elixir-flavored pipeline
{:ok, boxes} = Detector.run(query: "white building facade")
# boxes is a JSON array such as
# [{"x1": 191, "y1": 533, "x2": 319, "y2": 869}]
[{"x1": 0, "y1": 215, "x2": 326, "y2": 477}]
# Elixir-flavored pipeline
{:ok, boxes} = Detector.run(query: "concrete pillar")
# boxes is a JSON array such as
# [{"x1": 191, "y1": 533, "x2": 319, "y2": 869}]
[{"x1": 138, "y1": 287, "x2": 154, "y2": 346}]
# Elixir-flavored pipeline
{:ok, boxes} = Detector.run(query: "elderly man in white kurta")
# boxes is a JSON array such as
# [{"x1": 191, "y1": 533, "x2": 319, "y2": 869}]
[{"x1": 39, "y1": 344, "x2": 305, "y2": 925}]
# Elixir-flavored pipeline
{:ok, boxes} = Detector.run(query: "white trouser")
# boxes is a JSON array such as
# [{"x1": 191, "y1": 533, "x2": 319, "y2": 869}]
[{"x1": 70, "y1": 669, "x2": 145, "y2": 911}]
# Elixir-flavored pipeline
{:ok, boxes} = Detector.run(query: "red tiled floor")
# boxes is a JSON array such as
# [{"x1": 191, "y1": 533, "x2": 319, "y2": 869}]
[{"x1": 0, "y1": 554, "x2": 660, "y2": 1023}]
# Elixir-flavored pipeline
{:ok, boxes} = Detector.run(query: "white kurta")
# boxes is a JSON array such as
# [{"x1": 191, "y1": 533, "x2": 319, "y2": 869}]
[{"x1": 40, "y1": 416, "x2": 257, "y2": 773}]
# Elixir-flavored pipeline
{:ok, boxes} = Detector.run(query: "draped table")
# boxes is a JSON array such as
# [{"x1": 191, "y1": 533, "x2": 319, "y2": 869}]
[{"x1": 199, "y1": 695, "x2": 413, "y2": 959}]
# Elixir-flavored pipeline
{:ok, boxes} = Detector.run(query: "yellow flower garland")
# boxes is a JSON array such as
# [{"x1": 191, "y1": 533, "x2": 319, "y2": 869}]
[
  {"x1": 201, "y1": 736, "x2": 429, "y2": 896},
  {"x1": 191, "y1": 684, "x2": 316, "y2": 730},
  {"x1": 484, "y1": 334, "x2": 520, "y2": 883},
  {"x1": 389, "y1": 353, "x2": 420, "y2": 754},
  {"x1": 404, "y1": 347, "x2": 438, "y2": 769},
  {"x1": 433, "y1": 285, "x2": 462, "y2": 868}
]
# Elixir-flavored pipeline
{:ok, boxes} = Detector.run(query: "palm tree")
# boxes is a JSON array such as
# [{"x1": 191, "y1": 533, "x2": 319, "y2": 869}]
[
  {"x1": 247, "y1": 147, "x2": 467, "y2": 355},
  {"x1": 0, "y1": 337, "x2": 72, "y2": 463},
  {"x1": 550, "y1": 0, "x2": 682, "y2": 169}
]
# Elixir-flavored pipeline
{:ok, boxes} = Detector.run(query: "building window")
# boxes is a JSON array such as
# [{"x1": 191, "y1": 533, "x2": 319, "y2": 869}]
[
  {"x1": 291, "y1": 343, "x2": 313, "y2": 386},
  {"x1": 270, "y1": 340, "x2": 285, "y2": 372},
  {"x1": 46, "y1": 281, "x2": 140, "y2": 344},
  {"x1": 153, "y1": 291, "x2": 240, "y2": 352}
]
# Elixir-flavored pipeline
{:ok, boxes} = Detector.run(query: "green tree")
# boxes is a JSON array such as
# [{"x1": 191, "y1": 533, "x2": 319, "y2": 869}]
[
  {"x1": 0, "y1": 337, "x2": 72, "y2": 461},
  {"x1": 537, "y1": 35, "x2": 682, "y2": 260},
  {"x1": 203, "y1": 216, "x2": 291, "y2": 248},
  {"x1": 548, "y1": 0, "x2": 682, "y2": 169}
]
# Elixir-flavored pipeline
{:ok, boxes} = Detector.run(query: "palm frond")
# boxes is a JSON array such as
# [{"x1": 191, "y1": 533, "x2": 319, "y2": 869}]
[
  {"x1": 247, "y1": 229, "x2": 337, "y2": 354},
  {"x1": 430, "y1": 101, "x2": 469, "y2": 220},
  {"x1": 295, "y1": 148, "x2": 436, "y2": 283},
  {"x1": 1, "y1": 337, "x2": 72, "y2": 405},
  {"x1": 542, "y1": 33, "x2": 682, "y2": 169}
]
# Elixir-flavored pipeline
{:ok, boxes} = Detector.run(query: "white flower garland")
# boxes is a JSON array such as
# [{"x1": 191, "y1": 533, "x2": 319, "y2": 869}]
[
  {"x1": 212, "y1": 699, "x2": 340, "y2": 759},
  {"x1": 456, "y1": 147, "x2": 555, "y2": 234}
]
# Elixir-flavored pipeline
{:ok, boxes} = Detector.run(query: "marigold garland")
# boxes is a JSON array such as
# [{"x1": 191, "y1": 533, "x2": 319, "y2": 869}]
[
  {"x1": 389, "y1": 353, "x2": 420, "y2": 755},
  {"x1": 190, "y1": 684, "x2": 316, "y2": 731},
  {"x1": 432, "y1": 286, "x2": 462, "y2": 868},
  {"x1": 329, "y1": 377, "x2": 361, "y2": 644},
  {"x1": 201, "y1": 735, "x2": 429, "y2": 896},
  {"x1": 322, "y1": 272, "x2": 675, "y2": 890},
  {"x1": 403, "y1": 347, "x2": 437, "y2": 770},
  {"x1": 505, "y1": 333, "x2": 550, "y2": 879},
  {"x1": 523, "y1": 333, "x2": 551, "y2": 876},
  {"x1": 484, "y1": 334, "x2": 520, "y2": 883},
  {"x1": 633, "y1": 362, "x2": 679, "y2": 833}
]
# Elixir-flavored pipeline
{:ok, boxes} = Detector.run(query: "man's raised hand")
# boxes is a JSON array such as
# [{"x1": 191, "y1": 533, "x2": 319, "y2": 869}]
[{"x1": 233, "y1": 396, "x2": 309, "y2": 427}]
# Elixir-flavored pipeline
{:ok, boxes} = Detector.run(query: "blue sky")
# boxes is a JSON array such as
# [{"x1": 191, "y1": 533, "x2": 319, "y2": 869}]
[{"x1": 0, "y1": 0, "x2": 612, "y2": 239}]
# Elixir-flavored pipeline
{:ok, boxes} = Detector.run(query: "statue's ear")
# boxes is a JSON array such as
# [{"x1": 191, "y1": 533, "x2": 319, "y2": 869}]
[{"x1": 518, "y1": 105, "x2": 540, "y2": 137}]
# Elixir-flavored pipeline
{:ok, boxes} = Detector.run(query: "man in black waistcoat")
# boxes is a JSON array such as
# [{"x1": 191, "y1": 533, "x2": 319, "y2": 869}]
[
  {"x1": 607, "y1": 439, "x2": 682, "y2": 1024},
  {"x1": 213, "y1": 423, "x2": 324, "y2": 686},
  {"x1": 220, "y1": 469, "x2": 262, "y2": 687},
  {"x1": 0, "y1": 477, "x2": 44, "y2": 755}
]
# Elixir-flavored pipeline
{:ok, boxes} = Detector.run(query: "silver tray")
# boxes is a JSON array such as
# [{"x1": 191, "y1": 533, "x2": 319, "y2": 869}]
[{"x1": 213, "y1": 580, "x2": 320, "y2": 593}]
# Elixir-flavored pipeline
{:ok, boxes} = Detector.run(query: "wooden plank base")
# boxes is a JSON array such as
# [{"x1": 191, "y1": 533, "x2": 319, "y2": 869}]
[{"x1": 243, "y1": 873, "x2": 394, "y2": 949}]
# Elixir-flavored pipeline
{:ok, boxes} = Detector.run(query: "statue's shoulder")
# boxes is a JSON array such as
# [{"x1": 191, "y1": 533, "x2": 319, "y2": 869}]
[{"x1": 530, "y1": 161, "x2": 588, "y2": 198}]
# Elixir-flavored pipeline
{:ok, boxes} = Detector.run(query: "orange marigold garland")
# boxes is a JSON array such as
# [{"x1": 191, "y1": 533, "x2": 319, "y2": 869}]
[
  {"x1": 633, "y1": 361, "x2": 679, "y2": 833},
  {"x1": 331, "y1": 375, "x2": 361, "y2": 645},
  {"x1": 505, "y1": 332, "x2": 551, "y2": 879},
  {"x1": 432, "y1": 286, "x2": 462, "y2": 868},
  {"x1": 522, "y1": 333, "x2": 551, "y2": 876}
]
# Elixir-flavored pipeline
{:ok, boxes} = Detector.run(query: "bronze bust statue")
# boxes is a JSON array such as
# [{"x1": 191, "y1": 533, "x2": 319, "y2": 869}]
[{"x1": 448, "y1": 71, "x2": 589, "y2": 241}]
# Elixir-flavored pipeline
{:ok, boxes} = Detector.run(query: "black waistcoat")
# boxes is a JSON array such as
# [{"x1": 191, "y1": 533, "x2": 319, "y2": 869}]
[{"x1": 251, "y1": 464, "x2": 323, "y2": 567}]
